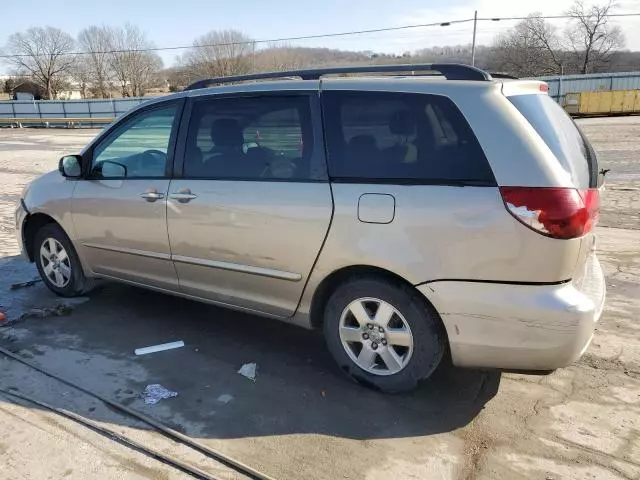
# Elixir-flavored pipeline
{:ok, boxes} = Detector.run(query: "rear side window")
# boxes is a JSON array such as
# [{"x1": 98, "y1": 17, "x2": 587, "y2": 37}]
[
  {"x1": 322, "y1": 91, "x2": 495, "y2": 185},
  {"x1": 184, "y1": 95, "x2": 324, "y2": 180},
  {"x1": 508, "y1": 94, "x2": 598, "y2": 188}
]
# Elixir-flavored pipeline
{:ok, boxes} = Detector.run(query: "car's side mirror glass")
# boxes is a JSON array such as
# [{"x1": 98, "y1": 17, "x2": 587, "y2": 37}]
[
  {"x1": 100, "y1": 160, "x2": 128, "y2": 178},
  {"x1": 59, "y1": 155, "x2": 82, "y2": 178},
  {"x1": 242, "y1": 141, "x2": 259, "y2": 154}
]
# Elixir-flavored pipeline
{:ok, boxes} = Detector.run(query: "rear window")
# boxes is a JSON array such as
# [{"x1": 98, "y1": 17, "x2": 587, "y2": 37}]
[
  {"x1": 508, "y1": 94, "x2": 598, "y2": 188},
  {"x1": 322, "y1": 91, "x2": 495, "y2": 185}
]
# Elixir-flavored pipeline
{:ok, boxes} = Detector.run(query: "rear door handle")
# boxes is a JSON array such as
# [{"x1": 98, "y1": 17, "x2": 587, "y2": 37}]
[
  {"x1": 139, "y1": 191, "x2": 165, "y2": 202},
  {"x1": 170, "y1": 189, "x2": 197, "y2": 203}
]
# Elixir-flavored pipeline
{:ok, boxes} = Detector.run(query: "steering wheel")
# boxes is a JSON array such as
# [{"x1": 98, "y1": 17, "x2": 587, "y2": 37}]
[
  {"x1": 142, "y1": 149, "x2": 167, "y2": 161},
  {"x1": 262, "y1": 158, "x2": 298, "y2": 179},
  {"x1": 138, "y1": 149, "x2": 167, "y2": 176}
]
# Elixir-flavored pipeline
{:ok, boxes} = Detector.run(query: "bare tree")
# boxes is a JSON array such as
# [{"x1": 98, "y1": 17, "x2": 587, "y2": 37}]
[
  {"x1": 181, "y1": 29, "x2": 253, "y2": 80},
  {"x1": 128, "y1": 52, "x2": 163, "y2": 97},
  {"x1": 77, "y1": 25, "x2": 114, "y2": 98},
  {"x1": 492, "y1": 15, "x2": 564, "y2": 76},
  {"x1": 254, "y1": 43, "x2": 307, "y2": 72},
  {"x1": 108, "y1": 24, "x2": 163, "y2": 97},
  {"x1": 3, "y1": 26, "x2": 76, "y2": 99},
  {"x1": 2, "y1": 78, "x2": 13, "y2": 93},
  {"x1": 71, "y1": 59, "x2": 91, "y2": 98},
  {"x1": 566, "y1": 0, "x2": 625, "y2": 73},
  {"x1": 523, "y1": 16, "x2": 567, "y2": 73}
]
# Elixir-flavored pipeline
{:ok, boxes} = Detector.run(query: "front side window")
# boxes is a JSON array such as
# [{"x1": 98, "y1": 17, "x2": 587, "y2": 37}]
[
  {"x1": 322, "y1": 91, "x2": 495, "y2": 184},
  {"x1": 91, "y1": 104, "x2": 178, "y2": 179},
  {"x1": 184, "y1": 95, "x2": 322, "y2": 180}
]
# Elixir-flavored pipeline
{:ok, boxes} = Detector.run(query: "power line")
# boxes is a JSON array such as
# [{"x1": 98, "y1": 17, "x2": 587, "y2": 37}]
[
  {"x1": 1, "y1": 12, "x2": 639, "y2": 59},
  {"x1": 478, "y1": 12, "x2": 640, "y2": 21},
  {"x1": 0, "y1": 19, "x2": 474, "y2": 59}
]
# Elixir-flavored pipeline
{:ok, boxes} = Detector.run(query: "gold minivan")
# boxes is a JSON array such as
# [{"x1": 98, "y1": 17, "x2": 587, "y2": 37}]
[{"x1": 16, "y1": 64, "x2": 606, "y2": 392}]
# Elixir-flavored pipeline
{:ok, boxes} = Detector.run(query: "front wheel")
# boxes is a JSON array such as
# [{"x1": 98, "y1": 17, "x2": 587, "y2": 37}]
[
  {"x1": 323, "y1": 277, "x2": 445, "y2": 393},
  {"x1": 34, "y1": 223, "x2": 92, "y2": 297}
]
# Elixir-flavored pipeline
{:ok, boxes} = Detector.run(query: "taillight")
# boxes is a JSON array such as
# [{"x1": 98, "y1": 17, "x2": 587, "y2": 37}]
[{"x1": 500, "y1": 187, "x2": 599, "y2": 240}]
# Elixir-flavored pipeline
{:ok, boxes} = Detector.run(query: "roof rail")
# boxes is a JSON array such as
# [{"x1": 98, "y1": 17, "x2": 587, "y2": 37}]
[{"x1": 185, "y1": 63, "x2": 492, "y2": 91}]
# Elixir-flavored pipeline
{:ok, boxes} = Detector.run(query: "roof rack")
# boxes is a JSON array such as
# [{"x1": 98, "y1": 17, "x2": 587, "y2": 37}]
[
  {"x1": 185, "y1": 63, "x2": 492, "y2": 91},
  {"x1": 490, "y1": 72, "x2": 519, "y2": 79}
]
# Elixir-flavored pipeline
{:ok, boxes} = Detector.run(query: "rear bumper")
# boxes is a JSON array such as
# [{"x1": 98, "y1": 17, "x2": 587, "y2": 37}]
[{"x1": 417, "y1": 255, "x2": 606, "y2": 371}]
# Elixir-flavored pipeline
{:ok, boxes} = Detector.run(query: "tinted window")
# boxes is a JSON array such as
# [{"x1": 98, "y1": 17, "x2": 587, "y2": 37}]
[
  {"x1": 322, "y1": 91, "x2": 494, "y2": 184},
  {"x1": 509, "y1": 94, "x2": 597, "y2": 188},
  {"x1": 92, "y1": 105, "x2": 177, "y2": 178},
  {"x1": 184, "y1": 95, "x2": 323, "y2": 180}
]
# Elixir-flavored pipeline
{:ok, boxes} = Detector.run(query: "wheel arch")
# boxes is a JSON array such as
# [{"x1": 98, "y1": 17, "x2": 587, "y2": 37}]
[
  {"x1": 308, "y1": 265, "x2": 447, "y2": 339},
  {"x1": 22, "y1": 213, "x2": 61, "y2": 262}
]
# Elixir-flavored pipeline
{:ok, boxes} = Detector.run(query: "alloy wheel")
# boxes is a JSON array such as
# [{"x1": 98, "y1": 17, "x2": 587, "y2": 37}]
[
  {"x1": 338, "y1": 297, "x2": 414, "y2": 376},
  {"x1": 40, "y1": 238, "x2": 72, "y2": 288}
]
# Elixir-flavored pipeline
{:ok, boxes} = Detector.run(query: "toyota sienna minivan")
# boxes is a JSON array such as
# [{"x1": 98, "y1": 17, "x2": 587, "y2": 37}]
[{"x1": 16, "y1": 64, "x2": 605, "y2": 392}]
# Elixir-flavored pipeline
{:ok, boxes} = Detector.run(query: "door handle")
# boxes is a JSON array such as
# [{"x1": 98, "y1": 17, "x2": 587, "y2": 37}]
[
  {"x1": 170, "y1": 189, "x2": 197, "y2": 204},
  {"x1": 139, "y1": 191, "x2": 165, "y2": 202}
]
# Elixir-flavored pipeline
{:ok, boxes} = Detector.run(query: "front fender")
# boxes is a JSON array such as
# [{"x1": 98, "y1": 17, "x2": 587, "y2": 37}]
[{"x1": 22, "y1": 170, "x2": 78, "y2": 242}]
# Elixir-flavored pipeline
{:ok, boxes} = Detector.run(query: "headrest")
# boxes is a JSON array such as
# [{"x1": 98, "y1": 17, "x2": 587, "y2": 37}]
[
  {"x1": 349, "y1": 135, "x2": 377, "y2": 149},
  {"x1": 388, "y1": 110, "x2": 416, "y2": 136},
  {"x1": 210, "y1": 119, "x2": 243, "y2": 147}
]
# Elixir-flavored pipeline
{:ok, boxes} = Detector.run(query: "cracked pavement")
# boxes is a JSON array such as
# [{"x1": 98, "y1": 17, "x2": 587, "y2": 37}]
[{"x1": 0, "y1": 117, "x2": 639, "y2": 479}]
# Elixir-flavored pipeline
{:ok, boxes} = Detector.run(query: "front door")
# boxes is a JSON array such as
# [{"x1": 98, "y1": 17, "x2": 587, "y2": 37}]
[
  {"x1": 72, "y1": 102, "x2": 182, "y2": 290},
  {"x1": 167, "y1": 93, "x2": 333, "y2": 317}
]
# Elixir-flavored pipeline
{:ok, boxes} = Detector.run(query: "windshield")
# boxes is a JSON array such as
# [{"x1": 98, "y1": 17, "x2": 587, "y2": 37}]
[{"x1": 509, "y1": 94, "x2": 598, "y2": 188}]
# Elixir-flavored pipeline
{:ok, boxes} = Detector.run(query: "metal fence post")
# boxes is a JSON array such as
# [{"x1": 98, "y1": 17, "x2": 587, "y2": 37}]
[{"x1": 36, "y1": 101, "x2": 44, "y2": 127}]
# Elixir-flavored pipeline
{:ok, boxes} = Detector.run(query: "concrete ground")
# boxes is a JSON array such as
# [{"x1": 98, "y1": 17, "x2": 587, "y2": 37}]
[{"x1": 0, "y1": 117, "x2": 638, "y2": 479}]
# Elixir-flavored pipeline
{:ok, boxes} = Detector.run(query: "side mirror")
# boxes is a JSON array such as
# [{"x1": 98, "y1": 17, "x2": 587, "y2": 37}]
[
  {"x1": 100, "y1": 160, "x2": 128, "y2": 178},
  {"x1": 242, "y1": 141, "x2": 259, "y2": 154},
  {"x1": 59, "y1": 155, "x2": 82, "y2": 178}
]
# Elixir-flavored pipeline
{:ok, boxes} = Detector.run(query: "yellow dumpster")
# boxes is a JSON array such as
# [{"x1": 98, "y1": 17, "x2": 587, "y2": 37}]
[
  {"x1": 611, "y1": 91, "x2": 625, "y2": 113},
  {"x1": 624, "y1": 90, "x2": 640, "y2": 112},
  {"x1": 567, "y1": 89, "x2": 640, "y2": 116}
]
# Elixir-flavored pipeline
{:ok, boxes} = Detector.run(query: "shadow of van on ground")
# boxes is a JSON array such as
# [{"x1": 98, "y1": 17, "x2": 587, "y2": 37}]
[{"x1": 0, "y1": 264, "x2": 500, "y2": 442}]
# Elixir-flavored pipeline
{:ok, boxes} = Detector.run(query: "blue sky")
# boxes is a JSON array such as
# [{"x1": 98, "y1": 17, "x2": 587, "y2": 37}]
[{"x1": 1, "y1": 0, "x2": 639, "y2": 71}]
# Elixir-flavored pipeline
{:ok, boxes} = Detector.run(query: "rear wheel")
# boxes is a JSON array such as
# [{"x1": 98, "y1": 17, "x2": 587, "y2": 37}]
[
  {"x1": 323, "y1": 277, "x2": 445, "y2": 393},
  {"x1": 34, "y1": 223, "x2": 92, "y2": 297}
]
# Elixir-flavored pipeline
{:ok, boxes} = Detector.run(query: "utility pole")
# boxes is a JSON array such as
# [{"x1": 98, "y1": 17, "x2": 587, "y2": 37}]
[
  {"x1": 252, "y1": 41, "x2": 256, "y2": 73},
  {"x1": 471, "y1": 10, "x2": 478, "y2": 66}
]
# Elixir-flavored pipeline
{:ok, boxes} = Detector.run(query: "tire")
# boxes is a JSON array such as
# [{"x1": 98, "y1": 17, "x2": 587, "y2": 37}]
[
  {"x1": 34, "y1": 223, "x2": 93, "y2": 297},
  {"x1": 323, "y1": 277, "x2": 445, "y2": 393}
]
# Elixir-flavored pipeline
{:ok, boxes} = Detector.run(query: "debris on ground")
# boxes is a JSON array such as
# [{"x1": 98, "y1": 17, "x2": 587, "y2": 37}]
[
  {"x1": 12, "y1": 298, "x2": 91, "y2": 322},
  {"x1": 134, "y1": 341, "x2": 185, "y2": 356},
  {"x1": 217, "y1": 394, "x2": 234, "y2": 404},
  {"x1": 238, "y1": 362, "x2": 257, "y2": 381},
  {"x1": 140, "y1": 384, "x2": 178, "y2": 405},
  {"x1": 20, "y1": 304, "x2": 72, "y2": 320},
  {"x1": 10, "y1": 279, "x2": 41, "y2": 290}
]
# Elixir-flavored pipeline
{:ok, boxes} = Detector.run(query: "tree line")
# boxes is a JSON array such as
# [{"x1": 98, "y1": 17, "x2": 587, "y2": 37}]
[
  {"x1": 1, "y1": 0, "x2": 636, "y2": 100},
  {"x1": 2, "y1": 24, "x2": 163, "y2": 99},
  {"x1": 492, "y1": 0, "x2": 627, "y2": 77},
  {"x1": 168, "y1": 1, "x2": 634, "y2": 87}
]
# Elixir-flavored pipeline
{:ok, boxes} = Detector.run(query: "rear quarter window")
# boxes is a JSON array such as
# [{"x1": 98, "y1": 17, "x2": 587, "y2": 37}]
[
  {"x1": 322, "y1": 91, "x2": 495, "y2": 185},
  {"x1": 508, "y1": 94, "x2": 598, "y2": 188}
]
